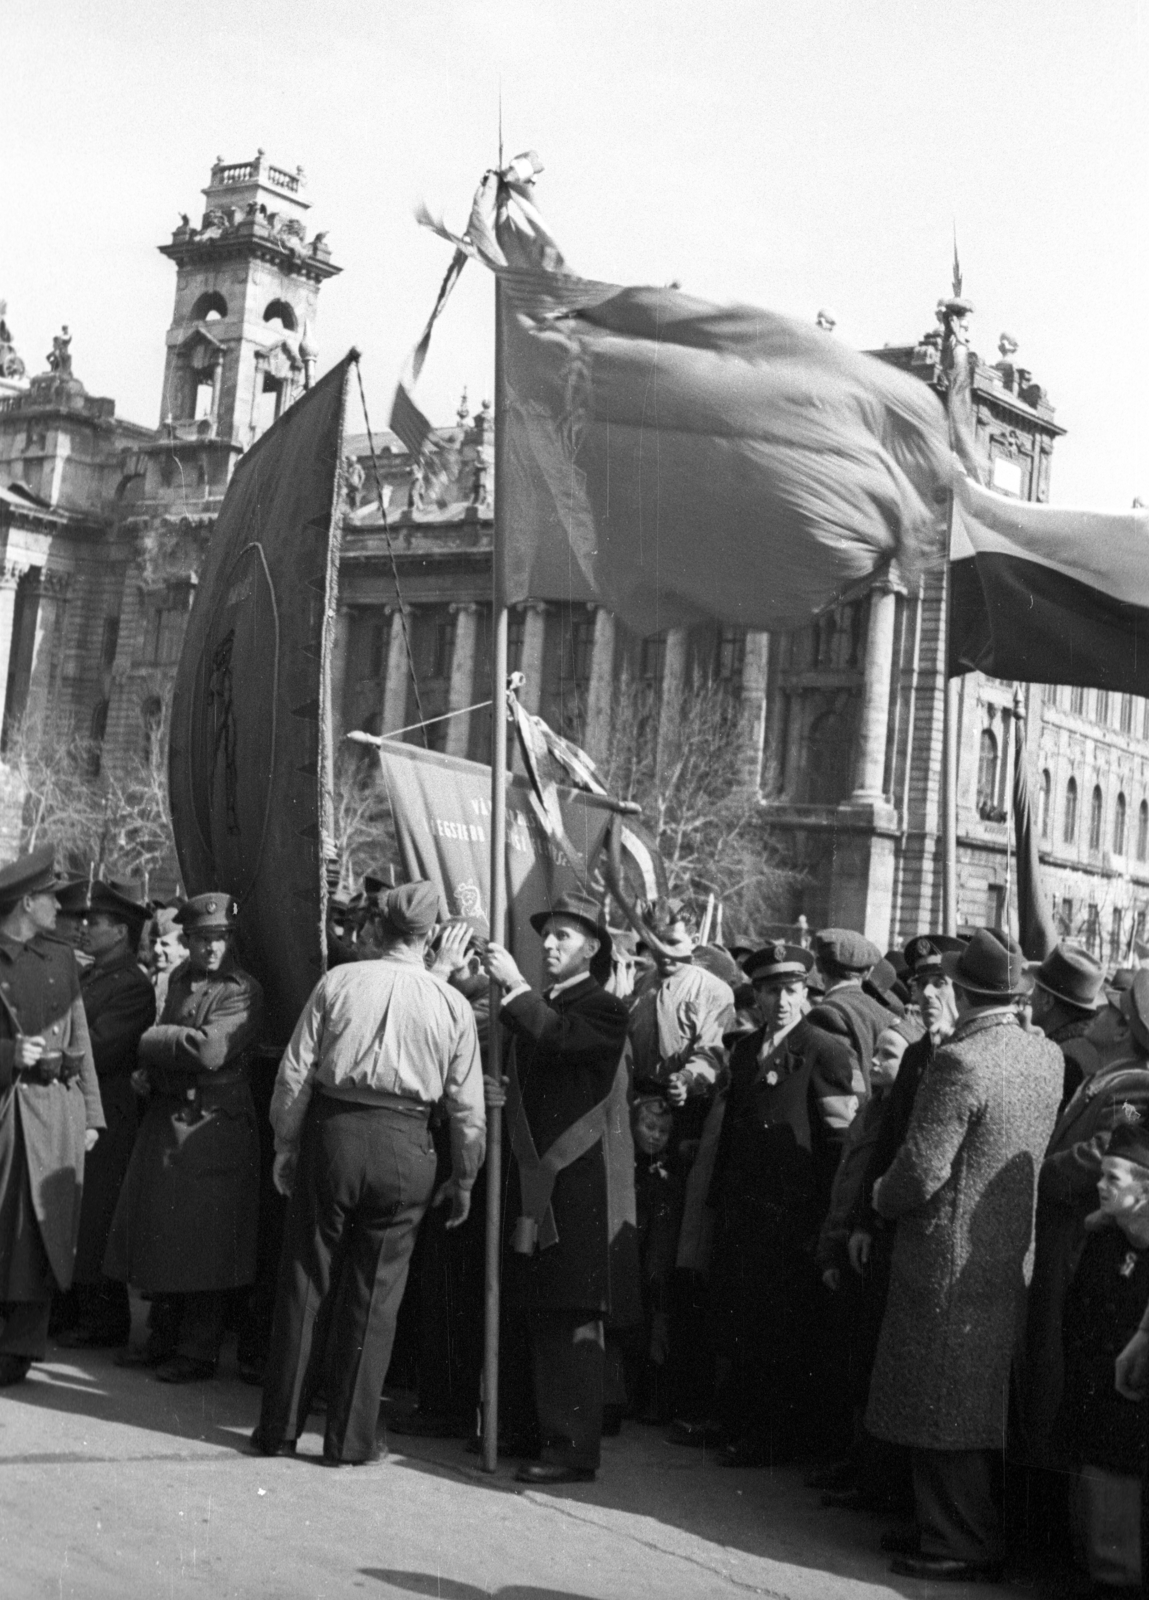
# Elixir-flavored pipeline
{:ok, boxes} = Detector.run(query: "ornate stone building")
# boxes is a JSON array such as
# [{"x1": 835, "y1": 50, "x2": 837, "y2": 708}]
[{"x1": 0, "y1": 154, "x2": 1144, "y2": 956}]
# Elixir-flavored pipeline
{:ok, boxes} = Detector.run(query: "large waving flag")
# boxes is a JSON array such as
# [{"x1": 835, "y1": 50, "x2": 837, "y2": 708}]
[
  {"x1": 399, "y1": 159, "x2": 952, "y2": 635},
  {"x1": 949, "y1": 475, "x2": 1149, "y2": 691}
]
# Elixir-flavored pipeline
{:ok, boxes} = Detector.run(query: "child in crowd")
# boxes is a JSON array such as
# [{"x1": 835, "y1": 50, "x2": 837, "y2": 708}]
[
  {"x1": 627, "y1": 1080, "x2": 686, "y2": 1423},
  {"x1": 1053, "y1": 1119, "x2": 1149, "y2": 1595}
]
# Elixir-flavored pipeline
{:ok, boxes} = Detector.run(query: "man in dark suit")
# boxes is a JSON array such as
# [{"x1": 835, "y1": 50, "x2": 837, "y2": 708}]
[{"x1": 484, "y1": 889, "x2": 634, "y2": 1485}]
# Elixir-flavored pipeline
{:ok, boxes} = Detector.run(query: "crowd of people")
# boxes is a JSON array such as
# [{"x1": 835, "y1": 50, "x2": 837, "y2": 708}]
[{"x1": 3, "y1": 844, "x2": 1149, "y2": 1593}]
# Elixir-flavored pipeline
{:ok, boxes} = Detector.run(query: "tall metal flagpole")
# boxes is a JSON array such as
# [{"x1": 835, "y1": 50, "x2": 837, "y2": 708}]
[
  {"x1": 942, "y1": 573, "x2": 959, "y2": 936},
  {"x1": 482, "y1": 175, "x2": 509, "y2": 1476}
]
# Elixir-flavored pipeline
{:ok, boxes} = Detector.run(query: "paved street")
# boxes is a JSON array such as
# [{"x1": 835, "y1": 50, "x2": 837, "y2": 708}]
[{"x1": 0, "y1": 1338, "x2": 1035, "y2": 1600}]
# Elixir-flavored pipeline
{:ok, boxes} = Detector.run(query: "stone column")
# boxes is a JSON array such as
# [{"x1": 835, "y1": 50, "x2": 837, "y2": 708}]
[
  {"x1": 0, "y1": 562, "x2": 27, "y2": 728},
  {"x1": 517, "y1": 603, "x2": 547, "y2": 715},
  {"x1": 656, "y1": 627, "x2": 689, "y2": 778},
  {"x1": 328, "y1": 605, "x2": 352, "y2": 742},
  {"x1": 445, "y1": 603, "x2": 479, "y2": 757},
  {"x1": 850, "y1": 583, "x2": 899, "y2": 801},
  {"x1": 739, "y1": 630, "x2": 770, "y2": 788},
  {"x1": 24, "y1": 570, "x2": 70, "y2": 730},
  {"x1": 381, "y1": 604, "x2": 412, "y2": 737},
  {"x1": 584, "y1": 606, "x2": 616, "y2": 765}
]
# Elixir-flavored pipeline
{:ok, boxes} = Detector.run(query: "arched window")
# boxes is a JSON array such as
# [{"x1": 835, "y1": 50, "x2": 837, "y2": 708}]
[
  {"x1": 190, "y1": 290, "x2": 227, "y2": 322},
  {"x1": 1064, "y1": 778, "x2": 1078, "y2": 843},
  {"x1": 977, "y1": 729, "x2": 999, "y2": 814},
  {"x1": 1039, "y1": 769, "x2": 1052, "y2": 838},
  {"x1": 1139, "y1": 801, "x2": 1149, "y2": 862},
  {"x1": 1115, "y1": 793, "x2": 1128, "y2": 854},
  {"x1": 1089, "y1": 785, "x2": 1104, "y2": 851},
  {"x1": 263, "y1": 299, "x2": 298, "y2": 332}
]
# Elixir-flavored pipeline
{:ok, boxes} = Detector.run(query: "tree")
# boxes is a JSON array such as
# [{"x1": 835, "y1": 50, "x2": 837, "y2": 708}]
[
  {"x1": 330, "y1": 743, "x2": 397, "y2": 898},
  {"x1": 583, "y1": 667, "x2": 805, "y2": 945}
]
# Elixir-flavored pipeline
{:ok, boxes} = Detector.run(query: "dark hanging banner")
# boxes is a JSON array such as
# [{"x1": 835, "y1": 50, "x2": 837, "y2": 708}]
[{"x1": 168, "y1": 352, "x2": 356, "y2": 1046}]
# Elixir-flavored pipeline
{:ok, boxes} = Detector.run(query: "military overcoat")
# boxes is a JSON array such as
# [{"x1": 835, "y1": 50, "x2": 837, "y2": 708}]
[
  {"x1": 105, "y1": 953, "x2": 263, "y2": 1293},
  {"x1": 0, "y1": 931, "x2": 103, "y2": 1292},
  {"x1": 866, "y1": 1011, "x2": 1061, "y2": 1451}
]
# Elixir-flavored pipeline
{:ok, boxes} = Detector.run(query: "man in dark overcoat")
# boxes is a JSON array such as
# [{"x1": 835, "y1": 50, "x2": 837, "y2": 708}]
[
  {"x1": 484, "y1": 888, "x2": 636, "y2": 1485},
  {"x1": 1029, "y1": 941, "x2": 1105, "y2": 1104},
  {"x1": 106, "y1": 893, "x2": 263, "y2": 1382},
  {"x1": 0, "y1": 846, "x2": 103, "y2": 1383},
  {"x1": 866, "y1": 928, "x2": 1062, "y2": 1583},
  {"x1": 57, "y1": 882, "x2": 155, "y2": 1348}
]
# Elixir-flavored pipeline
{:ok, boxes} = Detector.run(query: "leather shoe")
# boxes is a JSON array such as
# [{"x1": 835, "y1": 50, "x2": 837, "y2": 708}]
[
  {"x1": 154, "y1": 1355, "x2": 215, "y2": 1384},
  {"x1": 248, "y1": 1428, "x2": 297, "y2": 1457},
  {"x1": 667, "y1": 1419, "x2": 724, "y2": 1449},
  {"x1": 0, "y1": 1354, "x2": 31, "y2": 1386},
  {"x1": 889, "y1": 1554, "x2": 1004, "y2": 1583},
  {"x1": 880, "y1": 1528, "x2": 920, "y2": 1556},
  {"x1": 515, "y1": 1462, "x2": 595, "y2": 1485},
  {"x1": 322, "y1": 1444, "x2": 387, "y2": 1467}
]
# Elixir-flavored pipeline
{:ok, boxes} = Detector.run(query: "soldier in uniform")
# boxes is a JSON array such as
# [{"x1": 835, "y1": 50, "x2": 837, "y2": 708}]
[
  {"x1": 57, "y1": 882, "x2": 156, "y2": 1348},
  {"x1": 0, "y1": 846, "x2": 103, "y2": 1384},
  {"x1": 707, "y1": 940, "x2": 854, "y2": 1467},
  {"x1": 106, "y1": 893, "x2": 263, "y2": 1382}
]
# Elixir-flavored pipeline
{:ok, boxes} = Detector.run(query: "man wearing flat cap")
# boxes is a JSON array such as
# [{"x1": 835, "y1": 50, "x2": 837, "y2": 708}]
[
  {"x1": 1024, "y1": 964, "x2": 1149, "y2": 1466},
  {"x1": 0, "y1": 846, "x2": 103, "y2": 1384},
  {"x1": 483, "y1": 888, "x2": 635, "y2": 1484},
  {"x1": 106, "y1": 892, "x2": 263, "y2": 1382},
  {"x1": 865, "y1": 928, "x2": 1061, "y2": 1583},
  {"x1": 805, "y1": 929, "x2": 896, "y2": 1150},
  {"x1": 255, "y1": 880, "x2": 484, "y2": 1466},
  {"x1": 1028, "y1": 942, "x2": 1105, "y2": 1105},
  {"x1": 56, "y1": 882, "x2": 156, "y2": 1349}
]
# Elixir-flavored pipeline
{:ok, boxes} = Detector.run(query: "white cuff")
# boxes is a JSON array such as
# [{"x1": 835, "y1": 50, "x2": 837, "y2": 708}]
[{"x1": 500, "y1": 981, "x2": 531, "y2": 1008}]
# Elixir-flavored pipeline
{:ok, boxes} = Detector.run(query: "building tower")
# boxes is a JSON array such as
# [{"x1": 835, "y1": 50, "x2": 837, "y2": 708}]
[{"x1": 150, "y1": 151, "x2": 341, "y2": 500}]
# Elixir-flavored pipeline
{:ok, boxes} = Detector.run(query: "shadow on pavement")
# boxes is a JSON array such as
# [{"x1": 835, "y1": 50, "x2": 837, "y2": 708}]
[{"x1": 362, "y1": 1574, "x2": 598, "y2": 1600}]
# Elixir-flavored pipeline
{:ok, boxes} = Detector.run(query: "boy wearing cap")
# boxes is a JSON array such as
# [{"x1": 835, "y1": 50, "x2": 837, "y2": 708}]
[
  {"x1": 0, "y1": 846, "x2": 103, "y2": 1384},
  {"x1": 57, "y1": 883, "x2": 156, "y2": 1349},
  {"x1": 865, "y1": 928, "x2": 1062, "y2": 1583},
  {"x1": 106, "y1": 892, "x2": 263, "y2": 1383},
  {"x1": 1024, "y1": 967, "x2": 1149, "y2": 1466},
  {"x1": 255, "y1": 881, "x2": 484, "y2": 1466},
  {"x1": 483, "y1": 889, "x2": 634, "y2": 1484}
]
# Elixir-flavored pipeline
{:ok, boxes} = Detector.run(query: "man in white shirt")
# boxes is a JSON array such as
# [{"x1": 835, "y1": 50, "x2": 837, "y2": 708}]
[{"x1": 251, "y1": 881, "x2": 485, "y2": 1466}]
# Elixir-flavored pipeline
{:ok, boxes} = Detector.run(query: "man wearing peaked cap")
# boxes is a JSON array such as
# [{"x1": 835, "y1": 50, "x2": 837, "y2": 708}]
[
  {"x1": 0, "y1": 845, "x2": 103, "y2": 1385},
  {"x1": 105, "y1": 889, "x2": 264, "y2": 1383},
  {"x1": 256, "y1": 879, "x2": 483, "y2": 1466},
  {"x1": 1030, "y1": 943, "x2": 1105, "y2": 1105},
  {"x1": 1025, "y1": 963, "x2": 1149, "y2": 1466},
  {"x1": 55, "y1": 883, "x2": 157, "y2": 1349},
  {"x1": 866, "y1": 929, "x2": 1062, "y2": 1581}
]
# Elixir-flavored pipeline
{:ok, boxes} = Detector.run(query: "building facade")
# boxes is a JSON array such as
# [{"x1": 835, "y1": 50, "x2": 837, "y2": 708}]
[{"x1": 0, "y1": 156, "x2": 1144, "y2": 958}]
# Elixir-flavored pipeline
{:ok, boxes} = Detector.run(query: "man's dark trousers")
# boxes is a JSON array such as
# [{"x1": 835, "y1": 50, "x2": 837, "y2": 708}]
[
  {"x1": 529, "y1": 1308, "x2": 604, "y2": 1471},
  {"x1": 257, "y1": 1096, "x2": 438, "y2": 1462},
  {"x1": 912, "y1": 1447, "x2": 1004, "y2": 1566}
]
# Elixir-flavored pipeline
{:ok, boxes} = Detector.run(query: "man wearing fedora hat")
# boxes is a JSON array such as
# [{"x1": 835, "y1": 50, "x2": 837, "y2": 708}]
[
  {"x1": 1023, "y1": 966, "x2": 1149, "y2": 1468},
  {"x1": 483, "y1": 888, "x2": 636, "y2": 1484},
  {"x1": 0, "y1": 845, "x2": 103, "y2": 1384},
  {"x1": 106, "y1": 892, "x2": 263, "y2": 1383},
  {"x1": 1029, "y1": 942, "x2": 1105, "y2": 1104},
  {"x1": 56, "y1": 882, "x2": 156, "y2": 1350},
  {"x1": 865, "y1": 928, "x2": 1062, "y2": 1582}
]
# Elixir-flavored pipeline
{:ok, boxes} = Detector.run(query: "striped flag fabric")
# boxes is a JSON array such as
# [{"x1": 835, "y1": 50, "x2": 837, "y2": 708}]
[{"x1": 949, "y1": 475, "x2": 1149, "y2": 691}]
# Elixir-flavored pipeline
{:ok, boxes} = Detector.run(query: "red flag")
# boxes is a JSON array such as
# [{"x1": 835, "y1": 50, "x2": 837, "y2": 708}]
[{"x1": 1013, "y1": 709, "x2": 1057, "y2": 960}]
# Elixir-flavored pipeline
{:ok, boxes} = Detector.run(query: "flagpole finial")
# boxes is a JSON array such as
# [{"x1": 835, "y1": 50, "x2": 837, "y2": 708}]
[{"x1": 952, "y1": 224, "x2": 962, "y2": 299}]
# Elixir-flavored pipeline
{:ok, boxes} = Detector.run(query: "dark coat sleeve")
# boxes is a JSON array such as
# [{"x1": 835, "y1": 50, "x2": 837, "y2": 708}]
[
  {"x1": 1040, "y1": 1074, "x2": 1149, "y2": 1208},
  {"x1": 86, "y1": 970, "x2": 157, "y2": 1077},
  {"x1": 502, "y1": 984, "x2": 629, "y2": 1066},
  {"x1": 140, "y1": 975, "x2": 263, "y2": 1072},
  {"x1": 851, "y1": 1035, "x2": 931, "y2": 1232}
]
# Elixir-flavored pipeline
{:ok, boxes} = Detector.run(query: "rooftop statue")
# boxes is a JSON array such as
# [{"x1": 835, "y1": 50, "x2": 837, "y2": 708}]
[
  {"x1": 0, "y1": 301, "x2": 26, "y2": 380},
  {"x1": 46, "y1": 326, "x2": 72, "y2": 376}
]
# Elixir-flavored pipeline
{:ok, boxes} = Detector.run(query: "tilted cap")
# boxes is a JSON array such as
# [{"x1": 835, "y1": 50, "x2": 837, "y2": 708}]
[
  {"x1": 0, "y1": 845, "x2": 57, "y2": 905},
  {"x1": 1105, "y1": 1113, "x2": 1149, "y2": 1170},
  {"x1": 177, "y1": 892, "x2": 239, "y2": 934},
  {"x1": 380, "y1": 881, "x2": 441, "y2": 938},
  {"x1": 941, "y1": 927, "x2": 1031, "y2": 998},
  {"x1": 54, "y1": 878, "x2": 92, "y2": 915},
  {"x1": 1033, "y1": 942, "x2": 1104, "y2": 1012},
  {"x1": 814, "y1": 928, "x2": 882, "y2": 972},
  {"x1": 1120, "y1": 969, "x2": 1149, "y2": 1054},
  {"x1": 744, "y1": 942, "x2": 814, "y2": 983},
  {"x1": 903, "y1": 933, "x2": 967, "y2": 977}
]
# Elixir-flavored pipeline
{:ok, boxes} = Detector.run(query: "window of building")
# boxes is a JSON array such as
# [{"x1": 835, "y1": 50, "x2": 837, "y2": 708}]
[
  {"x1": 640, "y1": 633, "x2": 666, "y2": 685},
  {"x1": 141, "y1": 695, "x2": 163, "y2": 768},
  {"x1": 1046, "y1": 684, "x2": 1059, "y2": 710},
  {"x1": 717, "y1": 626, "x2": 746, "y2": 688},
  {"x1": 1122, "y1": 694, "x2": 1134, "y2": 734},
  {"x1": 1039, "y1": 769, "x2": 1052, "y2": 838},
  {"x1": 1060, "y1": 896, "x2": 1075, "y2": 936},
  {"x1": 263, "y1": 299, "x2": 298, "y2": 333},
  {"x1": 87, "y1": 699, "x2": 108, "y2": 778},
  {"x1": 1085, "y1": 903, "x2": 1101, "y2": 958},
  {"x1": 1111, "y1": 908, "x2": 1125, "y2": 964},
  {"x1": 977, "y1": 729, "x2": 999, "y2": 814},
  {"x1": 1096, "y1": 690, "x2": 1111, "y2": 725},
  {"x1": 1070, "y1": 686, "x2": 1085, "y2": 715},
  {"x1": 1089, "y1": 785, "x2": 1104, "y2": 851},
  {"x1": 254, "y1": 372, "x2": 285, "y2": 434},
  {"x1": 565, "y1": 613, "x2": 594, "y2": 688},
  {"x1": 194, "y1": 377, "x2": 215, "y2": 421},
  {"x1": 369, "y1": 621, "x2": 387, "y2": 679},
  {"x1": 190, "y1": 290, "x2": 227, "y2": 322},
  {"x1": 1143, "y1": 700, "x2": 1149, "y2": 741},
  {"x1": 1064, "y1": 778, "x2": 1078, "y2": 843},
  {"x1": 507, "y1": 611, "x2": 525, "y2": 676},
  {"x1": 1138, "y1": 909, "x2": 1147, "y2": 948},
  {"x1": 144, "y1": 606, "x2": 184, "y2": 666},
  {"x1": 100, "y1": 616, "x2": 119, "y2": 672},
  {"x1": 1115, "y1": 793, "x2": 1128, "y2": 854},
  {"x1": 1140, "y1": 800, "x2": 1149, "y2": 862},
  {"x1": 986, "y1": 884, "x2": 1006, "y2": 929},
  {"x1": 815, "y1": 614, "x2": 837, "y2": 668}
]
